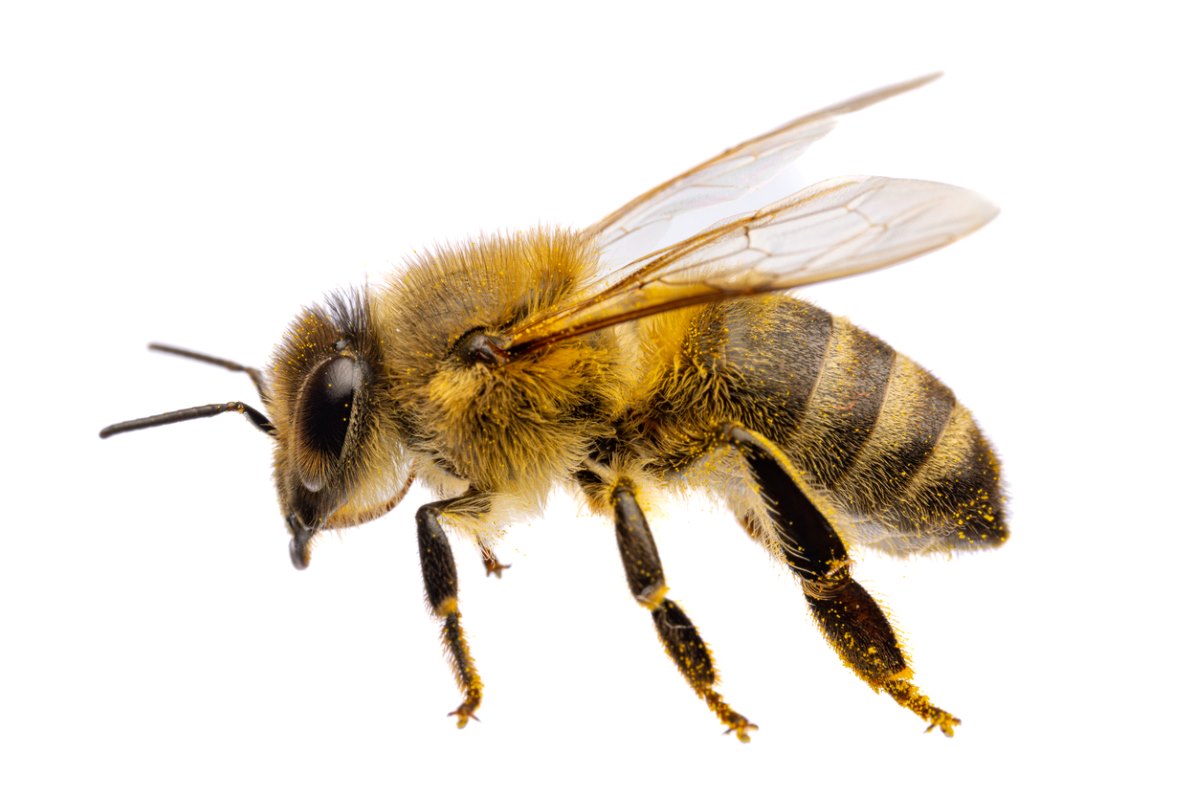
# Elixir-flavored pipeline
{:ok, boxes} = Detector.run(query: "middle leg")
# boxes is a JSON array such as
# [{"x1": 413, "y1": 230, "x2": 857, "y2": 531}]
[{"x1": 582, "y1": 469, "x2": 757, "y2": 741}]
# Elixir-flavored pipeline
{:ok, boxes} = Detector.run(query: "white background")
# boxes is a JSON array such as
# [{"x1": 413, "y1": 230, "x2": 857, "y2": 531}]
[{"x1": 3, "y1": 2, "x2": 1195, "y2": 797}]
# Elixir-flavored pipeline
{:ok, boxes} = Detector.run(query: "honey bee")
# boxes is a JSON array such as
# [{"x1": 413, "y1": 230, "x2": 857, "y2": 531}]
[{"x1": 101, "y1": 73, "x2": 1005, "y2": 741}]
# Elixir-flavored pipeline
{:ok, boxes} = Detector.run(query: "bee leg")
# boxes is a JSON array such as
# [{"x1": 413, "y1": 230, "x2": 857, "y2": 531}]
[
  {"x1": 608, "y1": 480, "x2": 757, "y2": 742},
  {"x1": 416, "y1": 499, "x2": 484, "y2": 728},
  {"x1": 722, "y1": 424, "x2": 960, "y2": 736},
  {"x1": 480, "y1": 547, "x2": 510, "y2": 578}
]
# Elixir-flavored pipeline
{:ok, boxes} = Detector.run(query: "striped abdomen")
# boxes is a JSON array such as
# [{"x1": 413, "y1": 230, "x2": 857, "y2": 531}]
[{"x1": 632, "y1": 296, "x2": 1007, "y2": 555}]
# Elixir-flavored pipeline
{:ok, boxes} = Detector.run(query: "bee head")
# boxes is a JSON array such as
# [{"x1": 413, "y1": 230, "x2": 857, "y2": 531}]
[
  {"x1": 267, "y1": 291, "x2": 410, "y2": 569},
  {"x1": 100, "y1": 289, "x2": 411, "y2": 571}
]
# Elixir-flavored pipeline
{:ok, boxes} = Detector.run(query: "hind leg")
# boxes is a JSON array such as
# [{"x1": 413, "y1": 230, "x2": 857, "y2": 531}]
[{"x1": 722, "y1": 424, "x2": 959, "y2": 736}]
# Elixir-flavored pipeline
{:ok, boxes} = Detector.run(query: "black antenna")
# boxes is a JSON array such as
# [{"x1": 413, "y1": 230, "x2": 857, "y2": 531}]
[
  {"x1": 149, "y1": 342, "x2": 270, "y2": 405},
  {"x1": 98, "y1": 344, "x2": 276, "y2": 439},
  {"x1": 100, "y1": 402, "x2": 275, "y2": 438}
]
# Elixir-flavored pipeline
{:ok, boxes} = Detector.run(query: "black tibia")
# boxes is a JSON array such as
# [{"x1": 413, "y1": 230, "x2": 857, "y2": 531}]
[
  {"x1": 804, "y1": 576, "x2": 905, "y2": 689},
  {"x1": 608, "y1": 482, "x2": 756, "y2": 742},
  {"x1": 723, "y1": 425, "x2": 960, "y2": 736},
  {"x1": 417, "y1": 501, "x2": 460, "y2": 612},
  {"x1": 612, "y1": 488, "x2": 666, "y2": 603},
  {"x1": 416, "y1": 499, "x2": 483, "y2": 728}
]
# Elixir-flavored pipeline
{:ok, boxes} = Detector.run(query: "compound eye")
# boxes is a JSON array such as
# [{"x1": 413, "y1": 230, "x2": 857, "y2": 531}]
[{"x1": 298, "y1": 356, "x2": 358, "y2": 460}]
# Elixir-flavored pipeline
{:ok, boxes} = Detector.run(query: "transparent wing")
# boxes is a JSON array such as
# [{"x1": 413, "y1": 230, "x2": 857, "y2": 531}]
[
  {"x1": 508, "y1": 176, "x2": 997, "y2": 352},
  {"x1": 584, "y1": 73, "x2": 942, "y2": 256}
]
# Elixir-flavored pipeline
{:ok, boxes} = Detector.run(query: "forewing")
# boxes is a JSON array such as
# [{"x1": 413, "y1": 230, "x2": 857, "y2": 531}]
[
  {"x1": 508, "y1": 176, "x2": 997, "y2": 352},
  {"x1": 585, "y1": 73, "x2": 942, "y2": 255}
]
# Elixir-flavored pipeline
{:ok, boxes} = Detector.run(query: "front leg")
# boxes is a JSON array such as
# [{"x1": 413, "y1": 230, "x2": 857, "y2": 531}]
[
  {"x1": 416, "y1": 498, "x2": 484, "y2": 728},
  {"x1": 585, "y1": 471, "x2": 756, "y2": 741},
  {"x1": 480, "y1": 547, "x2": 510, "y2": 578}
]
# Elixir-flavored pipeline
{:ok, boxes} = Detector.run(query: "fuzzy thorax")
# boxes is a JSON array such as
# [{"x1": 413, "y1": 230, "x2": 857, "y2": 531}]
[{"x1": 375, "y1": 228, "x2": 629, "y2": 501}]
